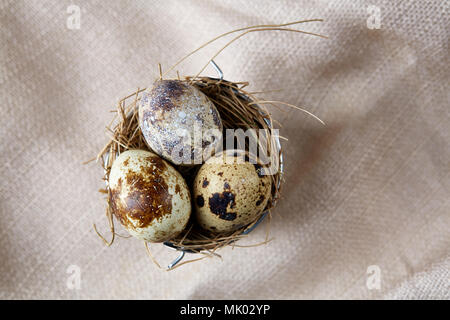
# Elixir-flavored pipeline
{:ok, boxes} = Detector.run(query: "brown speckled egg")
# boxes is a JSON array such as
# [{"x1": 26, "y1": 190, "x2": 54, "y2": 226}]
[
  {"x1": 193, "y1": 151, "x2": 272, "y2": 233},
  {"x1": 108, "y1": 149, "x2": 191, "y2": 242},
  {"x1": 139, "y1": 80, "x2": 223, "y2": 165}
]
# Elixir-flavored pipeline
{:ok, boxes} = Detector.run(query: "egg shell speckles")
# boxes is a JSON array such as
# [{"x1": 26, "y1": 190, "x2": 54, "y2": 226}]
[
  {"x1": 108, "y1": 149, "x2": 191, "y2": 242},
  {"x1": 193, "y1": 153, "x2": 272, "y2": 233},
  {"x1": 139, "y1": 80, "x2": 223, "y2": 166}
]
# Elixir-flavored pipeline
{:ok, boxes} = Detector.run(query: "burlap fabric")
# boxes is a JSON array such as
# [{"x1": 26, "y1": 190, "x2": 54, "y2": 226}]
[{"x1": 0, "y1": 0, "x2": 448, "y2": 299}]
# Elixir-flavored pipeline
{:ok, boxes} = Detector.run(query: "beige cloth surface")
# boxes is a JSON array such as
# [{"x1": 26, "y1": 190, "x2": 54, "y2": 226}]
[{"x1": 0, "y1": 0, "x2": 449, "y2": 299}]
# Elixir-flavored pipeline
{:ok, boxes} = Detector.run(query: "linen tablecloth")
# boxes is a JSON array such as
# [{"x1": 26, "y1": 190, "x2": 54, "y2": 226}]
[{"x1": 0, "y1": 0, "x2": 448, "y2": 299}]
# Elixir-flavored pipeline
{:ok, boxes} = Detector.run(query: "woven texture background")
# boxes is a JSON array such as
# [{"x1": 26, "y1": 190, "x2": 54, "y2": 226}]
[{"x1": 0, "y1": 0, "x2": 448, "y2": 299}]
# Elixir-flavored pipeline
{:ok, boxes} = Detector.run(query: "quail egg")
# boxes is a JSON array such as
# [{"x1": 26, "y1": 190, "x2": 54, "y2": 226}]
[
  {"x1": 193, "y1": 150, "x2": 272, "y2": 233},
  {"x1": 139, "y1": 80, "x2": 223, "y2": 166},
  {"x1": 108, "y1": 149, "x2": 191, "y2": 242}
]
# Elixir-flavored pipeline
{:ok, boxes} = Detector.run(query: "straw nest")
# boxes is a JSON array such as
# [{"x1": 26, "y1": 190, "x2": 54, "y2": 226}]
[{"x1": 96, "y1": 75, "x2": 283, "y2": 255}]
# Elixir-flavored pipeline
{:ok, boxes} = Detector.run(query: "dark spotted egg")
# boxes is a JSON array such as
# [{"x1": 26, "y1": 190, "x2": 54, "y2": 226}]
[
  {"x1": 139, "y1": 80, "x2": 223, "y2": 166},
  {"x1": 108, "y1": 149, "x2": 191, "y2": 242},
  {"x1": 193, "y1": 151, "x2": 272, "y2": 233}
]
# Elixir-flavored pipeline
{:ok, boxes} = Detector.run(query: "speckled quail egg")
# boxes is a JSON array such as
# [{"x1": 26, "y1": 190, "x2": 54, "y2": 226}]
[
  {"x1": 139, "y1": 80, "x2": 223, "y2": 166},
  {"x1": 193, "y1": 150, "x2": 272, "y2": 233},
  {"x1": 108, "y1": 149, "x2": 191, "y2": 242}
]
